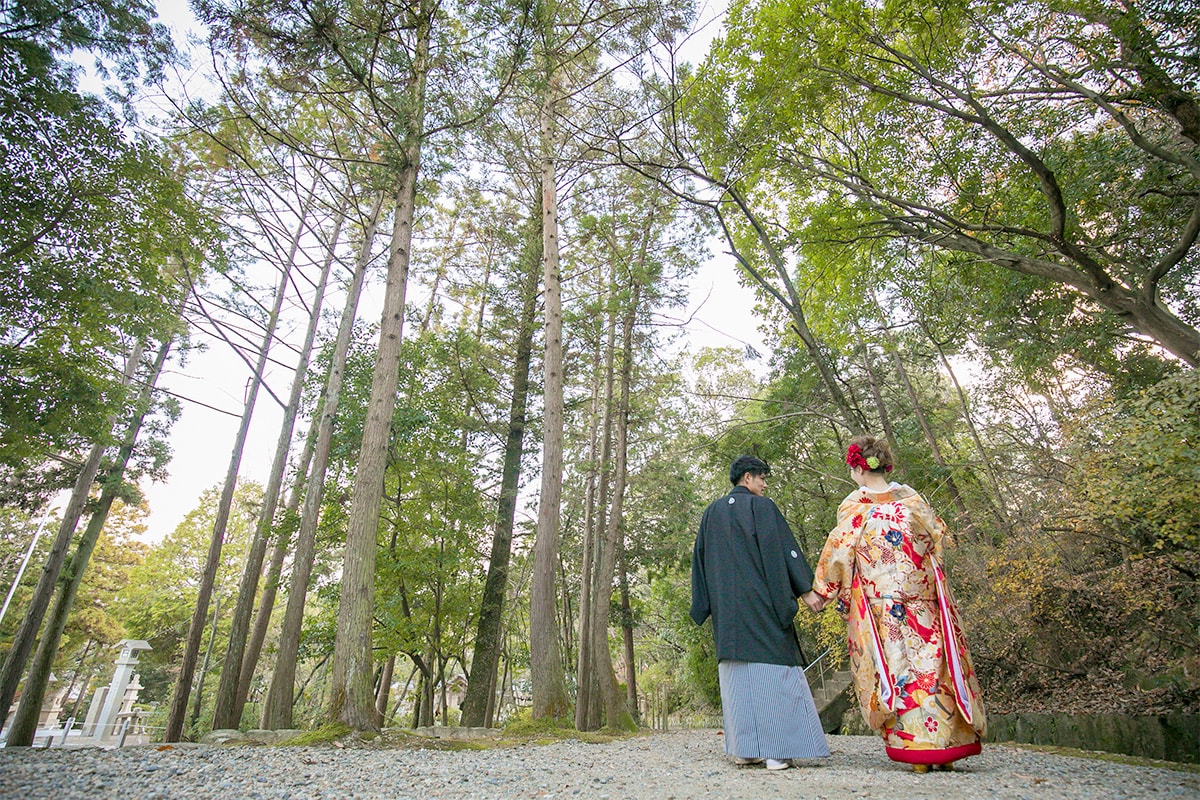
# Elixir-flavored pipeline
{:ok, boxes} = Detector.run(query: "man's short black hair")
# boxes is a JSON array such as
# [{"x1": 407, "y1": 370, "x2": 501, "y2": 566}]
[{"x1": 730, "y1": 455, "x2": 770, "y2": 486}]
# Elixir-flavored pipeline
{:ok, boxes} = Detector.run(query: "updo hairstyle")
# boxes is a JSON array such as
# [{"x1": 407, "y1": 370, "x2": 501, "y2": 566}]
[{"x1": 849, "y1": 435, "x2": 894, "y2": 474}]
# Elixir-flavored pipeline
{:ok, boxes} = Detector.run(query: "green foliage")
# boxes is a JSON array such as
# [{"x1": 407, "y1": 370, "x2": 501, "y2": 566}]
[
  {"x1": 9, "y1": 0, "x2": 1193, "y2": 739},
  {"x1": 61, "y1": 500, "x2": 151, "y2": 661},
  {"x1": 0, "y1": 9, "x2": 216, "y2": 487},
  {"x1": 693, "y1": 0, "x2": 1199, "y2": 370},
  {"x1": 0, "y1": 78, "x2": 192, "y2": 464},
  {"x1": 1, "y1": 0, "x2": 176, "y2": 98},
  {"x1": 682, "y1": 622, "x2": 720, "y2": 710},
  {"x1": 641, "y1": 571, "x2": 719, "y2": 711},
  {"x1": 942, "y1": 371, "x2": 1200, "y2": 715},
  {"x1": 372, "y1": 330, "x2": 493, "y2": 657},
  {"x1": 1072, "y1": 371, "x2": 1200, "y2": 555}
]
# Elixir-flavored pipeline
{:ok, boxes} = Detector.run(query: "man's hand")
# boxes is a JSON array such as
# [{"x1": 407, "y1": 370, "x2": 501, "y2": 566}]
[{"x1": 801, "y1": 591, "x2": 827, "y2": 613}]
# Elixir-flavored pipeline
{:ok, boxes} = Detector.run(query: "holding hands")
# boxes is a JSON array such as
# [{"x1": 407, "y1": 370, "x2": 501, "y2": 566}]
[{"x1": 801, "y1": 590, "x2": 828, "y2": 613}]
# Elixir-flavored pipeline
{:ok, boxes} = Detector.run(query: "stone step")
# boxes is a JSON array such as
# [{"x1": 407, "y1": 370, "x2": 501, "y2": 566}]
[{"x1": 810, "y1": 670, "x2": 854, "y2": 734}]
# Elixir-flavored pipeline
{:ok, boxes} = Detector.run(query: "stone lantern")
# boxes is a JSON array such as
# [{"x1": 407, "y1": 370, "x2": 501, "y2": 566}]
[{"x1": 83, "y1": 640, "x2": 151, "y2": 739}]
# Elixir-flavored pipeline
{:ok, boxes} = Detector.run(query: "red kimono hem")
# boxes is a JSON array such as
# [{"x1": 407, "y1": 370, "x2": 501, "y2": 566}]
[{"x1": 885, "y1": 741, "x2": 981, "y2": 765}]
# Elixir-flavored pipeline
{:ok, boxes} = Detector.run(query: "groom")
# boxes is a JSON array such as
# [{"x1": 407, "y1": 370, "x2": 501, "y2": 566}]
[{"x1": 690, "y1": 455, "x2": 830, "y2": 770}]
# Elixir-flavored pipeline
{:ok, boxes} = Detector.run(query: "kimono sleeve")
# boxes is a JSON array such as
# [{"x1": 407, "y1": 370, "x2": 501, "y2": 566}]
[
  {"x1": 813, "y1": 498, "x2": 862, "y2": 605},
  {"x1": 689, "y1": 509, "x2": 711, "y2": 625},
  {"x1": 907, "y1": 493, "x2": 950, "y2": 560},
  {"x1": 775, "y1": 505, "x2": 815, "y2": 597},
  {"x1": 754, "y1": 498, "x2": 812, "y2": 629}
]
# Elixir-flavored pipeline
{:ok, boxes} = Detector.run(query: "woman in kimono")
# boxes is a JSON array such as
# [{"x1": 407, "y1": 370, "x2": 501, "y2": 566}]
[{"x1": 812, "y1": 436, "x2": 986, "y2": 771}]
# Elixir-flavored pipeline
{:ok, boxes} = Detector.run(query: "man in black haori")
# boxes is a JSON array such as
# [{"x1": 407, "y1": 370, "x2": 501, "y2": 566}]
[{"x1": 690, "y1": 455, "x2": 830, "y2": 770}]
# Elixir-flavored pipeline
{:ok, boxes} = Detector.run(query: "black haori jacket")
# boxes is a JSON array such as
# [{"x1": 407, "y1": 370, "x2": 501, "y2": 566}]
[{"x1": 690, "y1": 485, "x2": 815, "y2": 667}]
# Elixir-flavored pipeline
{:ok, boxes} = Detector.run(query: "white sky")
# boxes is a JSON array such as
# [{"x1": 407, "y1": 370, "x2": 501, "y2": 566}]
[{"x1": 129, "y1": 0, "x2": 756, "y2": 543}]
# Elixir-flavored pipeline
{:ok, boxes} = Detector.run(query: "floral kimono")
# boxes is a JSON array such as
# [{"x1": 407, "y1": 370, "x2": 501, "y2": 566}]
[{"x1": 814, "y1": 484, "x2": 986, "y2": 767}]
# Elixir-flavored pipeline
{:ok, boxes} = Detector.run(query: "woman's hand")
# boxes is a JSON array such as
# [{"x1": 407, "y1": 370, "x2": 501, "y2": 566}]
[{"x1": 801, "y1": 591, "x2": 827, "y2": 613}]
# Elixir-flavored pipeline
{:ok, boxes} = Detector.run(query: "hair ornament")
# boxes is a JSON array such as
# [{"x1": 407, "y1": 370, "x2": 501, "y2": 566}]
[
  {"x1": 846, "y1": 444, "x2": 869, "y2": 470},
  {"x1": 847, "y1": 443, "x2": 894, "y2": 472}
]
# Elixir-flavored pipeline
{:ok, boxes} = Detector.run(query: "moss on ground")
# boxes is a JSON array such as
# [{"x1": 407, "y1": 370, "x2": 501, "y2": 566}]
[
  {"x1": 277, "y1": 723, "x2": 353, "y2": 746},
  {"x1": 272, "y1": 718, "x2": 647, "y2": 751}
]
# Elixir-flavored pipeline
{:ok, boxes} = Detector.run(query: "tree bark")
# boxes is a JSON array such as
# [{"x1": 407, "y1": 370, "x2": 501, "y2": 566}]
[
  {"x1": 190, "y1": 593, "x2": 221, "y2": 733},
  {"x1": 65, "y1": 638, "x2": 96, "y2": 723},
  {"x1": 235, "y1": 420, "x2": 317, "y2": 721},
  {"x1": 530, "y1": 73, "x2": 571, "y2": 721},
  {"x1": 374, "y1": 654, "x2": 395, "y2": 728},
  {"x1": 261, "y1": 191, "x2": 382, "y2": 729},
  {"x1": 328, "y1": 14, "x2": 430, "y2": 725},
  {"x1": 588, "y1": 279, "x2": 638, "y2": 732},
  {"x1": 618, "y1": 544, "x2": 637, "y2": 723},
  {"x1": 858, "y1": 337, "x2": 900, "y2": 461},
  {"x1": 578, "y1": 266, "x2": 617, "y2": 732}
]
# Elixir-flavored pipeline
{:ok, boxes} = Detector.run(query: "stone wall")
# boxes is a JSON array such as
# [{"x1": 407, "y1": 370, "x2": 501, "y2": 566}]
[{"x1": 985, "y1": 713, "x2": 1198, "y2": 764}]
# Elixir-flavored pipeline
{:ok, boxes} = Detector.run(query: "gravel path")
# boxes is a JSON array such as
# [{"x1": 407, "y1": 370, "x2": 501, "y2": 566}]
[{"x1": 1, "y1": 730, "x2": 1196, "y2": 800}]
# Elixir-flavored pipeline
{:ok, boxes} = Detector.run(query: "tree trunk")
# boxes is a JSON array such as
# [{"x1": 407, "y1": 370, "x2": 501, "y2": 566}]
[
  {"x1": 408, "y1": 655, "x2": 433, "y2": 728},
  {"x1": 618, "y1": 543, "x2": 637, "y2": 723},
  {"x1": 374, "y1": 654, "x2": 395, "y2": 728},
  {"x1": 212, "y1": 204, "x2": 343, "y2": 730},
  {"x1": 484, "y1": 640, "x2": 499, "y2": 727},
  {"x1": 578, "y1": 268, "x2": 617, "y2": 732},
  {"x1": 530, "y1": 75, "x2": 571, "y2": 721},
  {"x1": 574, "y1": 354, "x2": 601, "y2": 730},
  {"x1": 190, "y1": 593, "x2": 221, "y2": 733},
  {"x1": 423, "y1": 668, "x2": 435, "y2": 728},
  {"x1": 327, "y1": 186, "x2": 413, "y2": 729},
  {"x1": 4, "y1": 337, "x2": 171, "y2": 746},
  {"x1": 588, "y1": 280, "x2": 638, "y2": 732},
  {"x1": 328, "y1": 29, "x2": 430, "y2": 723},
  {"x1": 494, "y1": 639, "x2": 512, "y2": 727},
  {"x1": 859, "y1": 337, "x2": 900, "y2": 461},
  {"x1": 235, "y1": 420, "x2": 317, "y2": 720},
  {"x1": 459, "y1": 214, "x2": 540, "y2": 728},
  {"x1": 431, "y1": 546, "x2": 445, "y2": 726},
  {"x1": 261, "y1": 190, "x2": 383, "y2": 729},
  {"x1": 437, "y1": 655, "x2": 447, "y2": 725},
  {"x1": 65, "y1": 640, "x2": 97, "y2": 723},
  {"x1": 0, "y1": 342, "x2": 142, "y2": 732},
  {"x1": 165, "y1": 211, "x2": 297, "y2": 742}
]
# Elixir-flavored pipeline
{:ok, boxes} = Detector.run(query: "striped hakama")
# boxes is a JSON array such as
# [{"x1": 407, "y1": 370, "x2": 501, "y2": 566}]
[{"x1": 719, "y1": 660, "x2": 831, "y2": 760}]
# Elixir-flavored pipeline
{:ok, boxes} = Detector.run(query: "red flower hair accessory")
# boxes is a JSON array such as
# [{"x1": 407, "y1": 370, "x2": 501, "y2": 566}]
[
  {"x1": 846, "y1": 444, "x2": 869, "y2": 470},
  {"x1": 846, "y1": 444, "x2": 894, "y2": 472}
]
